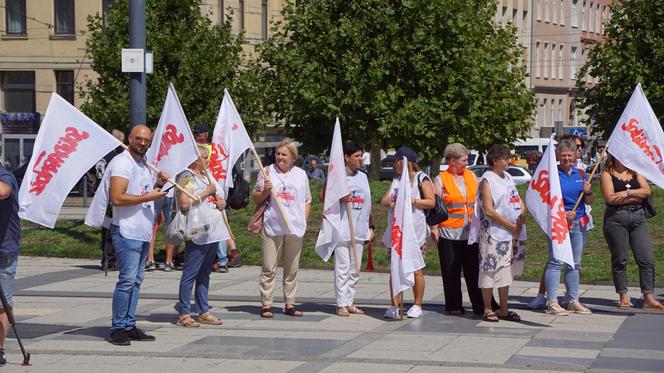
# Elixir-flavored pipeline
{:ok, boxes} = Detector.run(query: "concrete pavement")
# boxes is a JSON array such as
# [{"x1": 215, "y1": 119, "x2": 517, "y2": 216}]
[{"x1": 2, "y1": 256, "x2": 663, "y2": 372}]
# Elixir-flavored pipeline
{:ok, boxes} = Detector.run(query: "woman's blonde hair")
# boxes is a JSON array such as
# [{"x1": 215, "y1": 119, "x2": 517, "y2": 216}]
[
  {"x1": 197, "y1": 144, "x2": 210, "y2": 159},
  {"x1": 277, "y1": 138, "x2": 298, "y2": 160}
]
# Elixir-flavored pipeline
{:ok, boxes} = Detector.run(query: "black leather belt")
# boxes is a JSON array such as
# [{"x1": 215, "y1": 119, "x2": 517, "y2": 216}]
[{"x1": 607, "y1": 205, "x2": 642, "y2": 212}]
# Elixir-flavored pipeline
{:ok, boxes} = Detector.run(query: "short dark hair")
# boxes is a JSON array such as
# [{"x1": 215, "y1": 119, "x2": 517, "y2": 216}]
[
  {"x1": 486, "y1": 144, "x2": 511, "y2": 167},
  {"x1": 344, "y1": 142, "x2": 363, "y2": 157},
  {"x1": 560, "y1": 134, "x2": 584, "y2": 149}
]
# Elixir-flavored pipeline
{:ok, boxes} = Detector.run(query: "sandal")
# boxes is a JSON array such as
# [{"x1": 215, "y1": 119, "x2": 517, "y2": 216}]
[
  {"x1": 176, "y1": 315, "x2": 200, "y2": 327},
  {"x1": 284, "y1": 307, "x2": 303, "y2": 317},
  {"x1": 199, "y1": 313, "x2": 223, "y2": 325},
  {"x1": 617, "y1": 301, "x2": 631, "y2": 310},
  {"x1": 260, "y1": 308, "x2": 274, "y2": 318},
  {"x1": 497, "y1": 310, "x2": 521, "y2": 322},
  {"x1": 337, "y1": 307, "x2": 350, "y2": 317},
  {"x1": 482, "y1": 311, "x2": 499, "y2": 322},
  {"x1": 644, "y1": 303, "x2": 664, "y2": 311},
  {"x1": 347, "y1": 305, "x2": 365, "y2": 314}
]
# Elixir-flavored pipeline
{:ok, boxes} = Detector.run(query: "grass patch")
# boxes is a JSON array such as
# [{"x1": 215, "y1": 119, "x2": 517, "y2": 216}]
[{"x1": 21, "y1": 180, "x2": 664, "y2": 286}]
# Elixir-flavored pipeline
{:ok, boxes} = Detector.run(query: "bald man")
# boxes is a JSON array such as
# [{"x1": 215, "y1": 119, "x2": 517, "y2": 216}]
[{"x1": 107, "y1": 125, "x2": 169, "y2": 346}]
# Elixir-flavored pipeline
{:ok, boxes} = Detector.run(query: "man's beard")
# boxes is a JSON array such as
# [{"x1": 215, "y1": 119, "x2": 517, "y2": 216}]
[{"x1": 129, "y1": 144, "x2": 147, "y2": 157}]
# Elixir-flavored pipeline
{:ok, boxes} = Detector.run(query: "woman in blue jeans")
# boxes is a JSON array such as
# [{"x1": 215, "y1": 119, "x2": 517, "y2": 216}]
[
  {"x1": 544, "y1": 139, "x2": 594, "y2": 316},
  {"x1": 175, "y1": 145, "x2": 230, "y2": 327}
]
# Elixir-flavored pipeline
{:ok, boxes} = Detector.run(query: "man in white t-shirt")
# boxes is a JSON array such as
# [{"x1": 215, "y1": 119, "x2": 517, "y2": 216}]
[{"x1": 107, "y1": 125, "x2": 169, "y2": 346}]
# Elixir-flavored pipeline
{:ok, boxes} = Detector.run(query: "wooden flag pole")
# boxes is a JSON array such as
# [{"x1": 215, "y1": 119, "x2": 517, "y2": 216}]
[
  {"x1": 571, "y1": 145, "x2": 608, "y2": 212},
  {"x1": 346, "y1": 202, "x2": 361, "y2": 275},
  {"x1": 117, "y1": 143, "x2": 197, "y2": 201},
  {"x1": 250, "y1": 147, "x2": 294, "y2": 233},
  {"x1": 399, "y1": 292, "x2": 404, "y2": 321},
  {"x1": 194, "y1": 149, "x2": 235, "y2": 241}
]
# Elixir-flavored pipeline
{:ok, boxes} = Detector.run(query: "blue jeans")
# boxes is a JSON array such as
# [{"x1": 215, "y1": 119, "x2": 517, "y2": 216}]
[
  {"x1": 545, "y1": 219, "x2": 587, "y2": 302},
  {"x1": 111, "y1": 225, "x2": 149, "y2": 331},
  {"x1": 215, "y1": 240, "x2": 228, "y2": 267},
  {"x1": 178, "y1": 241, "x2": 218, "y2": 315},
  {"x1": 0, "y1": 254, "x2": 18, "y2": 309}
]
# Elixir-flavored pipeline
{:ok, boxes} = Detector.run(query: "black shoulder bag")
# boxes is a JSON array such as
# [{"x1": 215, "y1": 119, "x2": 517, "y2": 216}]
[{"x1": 417, "y1": 173, "x2": 448, "y2": 226}]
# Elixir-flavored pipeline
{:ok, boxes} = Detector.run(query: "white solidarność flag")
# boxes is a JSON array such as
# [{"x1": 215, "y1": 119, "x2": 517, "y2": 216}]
[
  {"x1": 526, "y1": 134, "x2": 574, "y2": 267},
  {"x1": 145, "y1": 83, "x2": 198, "y2": 182},
  {"x1": 19, "y1": 93, "x2": 120, "y2": 228},
  {"x1": 607, "y1": 83, "x2": 664, "y2": 189},
  {"x1": 315, "y1": 118, "x2": 350, "y2": 261},
  {"x1": 210, "y1": 89, "x2": 254, "y2": 195},
  {"x1": 390, "y1": 156, "x2": 425, "y2": 295}
]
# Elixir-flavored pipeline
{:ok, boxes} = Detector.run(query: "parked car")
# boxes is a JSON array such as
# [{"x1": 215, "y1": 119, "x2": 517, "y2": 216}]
[
  {"x1": 379, "y1": 154, "x2": 396, "y2": 180},
  {"x1": 468, "y1": 165, "x2": 533, "y2": 186},
  {"x1": 440, "y1": 151, "x2": 487, "y2": 171}
]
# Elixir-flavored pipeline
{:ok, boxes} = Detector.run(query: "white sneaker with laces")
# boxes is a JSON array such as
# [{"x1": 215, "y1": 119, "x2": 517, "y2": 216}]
[
  {"x1": 383, "y1": 306, "x2": 399, "y2": 319},
  {"x1": 527, "y1": 293, "x2": 547, "y2": 309},
  {"x1": 406, "y1": 305, "x2": 423, "y2": 318}
]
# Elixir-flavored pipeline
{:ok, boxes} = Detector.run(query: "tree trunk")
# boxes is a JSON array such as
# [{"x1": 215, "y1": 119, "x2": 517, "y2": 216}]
[{"x1": 370, "y1": 135, "x2": 381, "y2": 181}]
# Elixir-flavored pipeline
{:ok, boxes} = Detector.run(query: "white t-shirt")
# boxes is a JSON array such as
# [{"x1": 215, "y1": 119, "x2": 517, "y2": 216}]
[
  {"x1": 254, "y1": 164, "x2": 312, "y2": 237},
  {"x1": 382, "y1": 171, "x2": 429, "y2": 248},
  {"x1": 109, "y1": 151, "x2": 155, "y2": 242},
  {"x1": 479, "y1": 171, "x2": 527, "y2": 242},
  {"x1": 362, "y1": 152, "x2": 371, "y2": 166},
  {"x1": 339, "y1": 169, "x2": 371, "y2": 241}
]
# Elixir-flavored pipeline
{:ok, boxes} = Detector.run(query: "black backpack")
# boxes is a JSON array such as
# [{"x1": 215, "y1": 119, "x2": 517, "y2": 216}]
[{"x1": 226, "y1": 165, "x2": 250, "y2": 209}]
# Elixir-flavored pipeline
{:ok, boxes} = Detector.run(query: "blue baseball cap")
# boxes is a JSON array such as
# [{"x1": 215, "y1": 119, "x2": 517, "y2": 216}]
[{"x1": 395, "y1": 147, "x2": 417, "y2": 163}]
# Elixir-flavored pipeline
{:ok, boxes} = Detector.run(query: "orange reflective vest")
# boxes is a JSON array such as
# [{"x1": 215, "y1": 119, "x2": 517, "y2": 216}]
[{"x1": 439, "y1": 169, "x2": 477, "y2": 228}]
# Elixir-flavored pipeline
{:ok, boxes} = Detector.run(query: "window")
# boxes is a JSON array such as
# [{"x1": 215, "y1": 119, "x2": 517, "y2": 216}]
[
  {"x1": 261, "y1": 0, "x2": 268, "y2": 40},
  {"x1": 239, "y1": 0, "x2": 244, "y2": 32},
  {"x1": 5, "y1": 0, "x2": 26, "y2": 35},
  {"x1": 544, "y1": 0, "x2": 549, "y2": 22},
  {"x1": 102, "y1": 0, "x2": 114, "y2": 26},
  {"x1": 588, "y1": 1, "x2": 594, "y2": 33},
  {"x1": 219, "y1": 0, "x2": 224, "y2": 23},
  {"x1": 56, "y1": 70, "x2": 75, "y2": 104},
  {"x1": 570, "y1": 46, "x2": 577, "y2": 79},
  {"x1": 535, "y1": 41, "x2": 541, "y2": 78},
  {"x1": 544, "y1": 43, "x2": 549, "y2": 78},
  {"x1": 596, "y1": 3, "x2": 600, "y2": 33},
  {"x1": 551, "y1": 43, "x2": 557, "y2": 79},
  {"x1": 1, "y1": 71, "x2": 36, "y2": 112},
  {"x1": 543, "y1": 99, "x2": 549, "y2": 126},
  {"x1": 552, "y1": 0, "x2": 557, "y2": 24},
  {"x1": 581, "y1": 0, "x2": 586, "y2": 30},
  {"x1": 571, "y1": 0, "x2": 578, "y2": 27},
  {"x1": 558, "y1": 44, "x2": 564, "y2": 79},
  {"x1": 54, "y1": 0, "x2": 75, "y2": 35},
  {"x1": 537, "y1": 0, "x2": 542, "y2": 21},
  {"x1": 559, "y1": 0, "x2": 565, "y2": 25}
]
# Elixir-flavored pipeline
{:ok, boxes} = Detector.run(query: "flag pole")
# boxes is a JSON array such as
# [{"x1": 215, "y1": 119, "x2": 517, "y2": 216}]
[
  {"x1": 116, "y1": 143, "x2": 197, "y2": 201},
  {"x1": 346, "y1": 202, "x2": 361, "y2": 275},
  {"x1": 571, "y1": 145, "x2": 608, "y2": 212},
  {"x1": 399, "y1": 292, "x2": 404, "y2": 321},
  {"x1": 250, "y1": 147, "x2": 294, "y2": 233}
]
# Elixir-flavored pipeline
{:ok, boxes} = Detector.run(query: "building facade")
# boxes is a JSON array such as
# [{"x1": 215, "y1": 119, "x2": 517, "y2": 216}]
[
  {"x1": 530, "y1": 0, "x2": 611, "y2": 138},
  {"x1": 0, "y1": 0, "x2": 283, "y2": 171}
]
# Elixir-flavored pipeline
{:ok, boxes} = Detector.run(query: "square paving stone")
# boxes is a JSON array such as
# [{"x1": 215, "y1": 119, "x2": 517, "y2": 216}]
[{"x1": 183, "y1": 335, "x2": 345, "y2": 357}]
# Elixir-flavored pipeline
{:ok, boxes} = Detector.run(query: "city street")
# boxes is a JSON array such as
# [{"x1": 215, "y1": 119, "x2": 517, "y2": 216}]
[{"x1": 3, "y1": 256, "x2": 663, "y2": 372}]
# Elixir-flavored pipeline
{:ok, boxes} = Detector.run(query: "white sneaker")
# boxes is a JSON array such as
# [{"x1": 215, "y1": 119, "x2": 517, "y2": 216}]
[
  {"x1": 406, "y1": 305, "x2": 423, "y2": 318},
  {"x1": 527, "y1": 294, "x2": 547, "y2": 309},
  {"x1": 383, "y1": 306, "x2": 399, "y2": 319}
]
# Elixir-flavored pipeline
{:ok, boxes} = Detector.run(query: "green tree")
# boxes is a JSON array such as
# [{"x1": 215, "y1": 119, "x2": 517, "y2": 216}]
[
  {"x1": 577, "y1": 0, "x2": 664, "y2": 138},
  {"x1": 80, "y1": 0, "x2": 264, "y2": 134},
  {"x1": 256, "y1": 0, "x2": 535, "y2": 178}
]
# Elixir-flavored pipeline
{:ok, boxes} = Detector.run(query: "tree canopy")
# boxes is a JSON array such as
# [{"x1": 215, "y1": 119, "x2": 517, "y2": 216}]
[
  {"x1": 577, "y1": 0, "x2": 664, "y2": 138},
  {"x1": 255, "y1": 0, "x2": 535, "y2": 176},
  {"x1": 80, "y1": 0, "x2": 264, "y2": 134}
]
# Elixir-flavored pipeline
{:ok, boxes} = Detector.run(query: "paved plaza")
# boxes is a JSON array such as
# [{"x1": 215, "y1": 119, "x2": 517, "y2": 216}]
[{"x1": 2, "y1": 256, "x2": 663, "y2": 372}]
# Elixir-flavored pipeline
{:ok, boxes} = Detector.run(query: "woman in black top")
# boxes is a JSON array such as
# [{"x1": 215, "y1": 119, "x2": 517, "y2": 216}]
[{"x1": 600, "y1": 154, "x2": 663, "y2": 310}]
